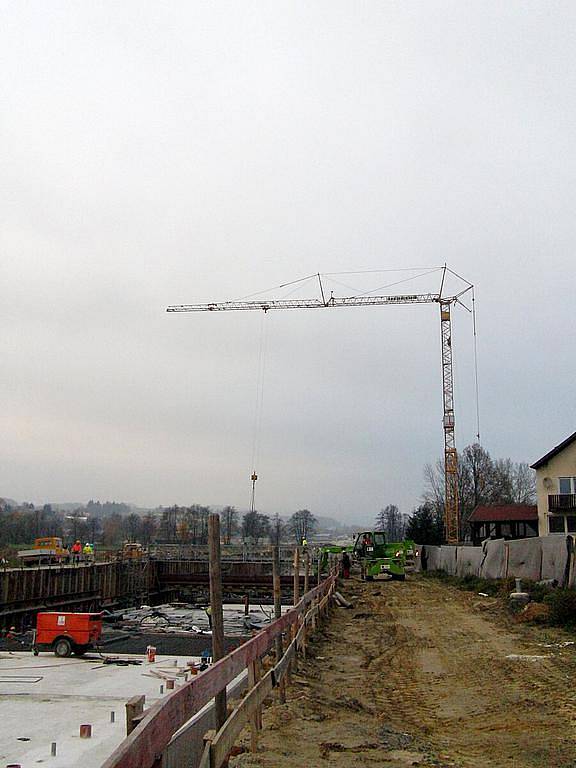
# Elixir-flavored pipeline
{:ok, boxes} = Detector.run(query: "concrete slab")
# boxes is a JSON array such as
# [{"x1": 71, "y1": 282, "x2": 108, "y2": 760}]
[
  {"x1": 0, "y1": 601, "x2": 293, "y2": 766},
  {"x1": 0, "y1": 651, "x2": 199, "y2": 768}
]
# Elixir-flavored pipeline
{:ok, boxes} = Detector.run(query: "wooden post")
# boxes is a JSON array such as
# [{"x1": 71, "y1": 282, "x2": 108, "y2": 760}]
[
  {"x1": 247, "y1": 660, "x2": 259, "y2": 752},
  {"x1": 255, "y1": 657, "x2": 263, "y2": 728},
  {"x1": 208, "y1": 513, "x2": 227, "y2": 730},
  {"x1": 125, "y1": 694, "x2": 145, "y2": 736},
  {"x1": 293, "y1": 548, "x2": 300, "y2": 605},
  {"x1": 304, "y1": 550, "x2": 309, "y2": 595},
  {"x1": 317, "y1": 549, "x2": 322, "y2": 586},
  {"x1": 292, "y1": 548, "x2": 300, "y2": 673},
  {"x1": 272, "y1": 546, "x2": 285, "y2": 704}
]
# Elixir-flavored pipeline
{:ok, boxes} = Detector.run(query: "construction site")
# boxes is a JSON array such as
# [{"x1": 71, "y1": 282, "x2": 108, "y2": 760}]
[
  {"x1": 1, "y1": 268, "x2": 574, "y2": 768},
  {"x1": 3, "y1": 537, "x2": 576, "y2": 768},
  {"x1": 2, "y1": 3, "x2": 575, "y2": 767}
]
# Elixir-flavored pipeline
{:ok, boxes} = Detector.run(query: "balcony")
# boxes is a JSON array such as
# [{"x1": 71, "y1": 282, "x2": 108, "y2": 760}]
[{"x1": 548, "y1": 494, "x2": 576, "y2": 512}]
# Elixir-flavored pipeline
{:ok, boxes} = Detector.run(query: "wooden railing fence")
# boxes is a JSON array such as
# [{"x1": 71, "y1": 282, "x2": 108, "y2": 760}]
[{"x1": 101, "y1": 558, "x2": 340, "y2": 768}]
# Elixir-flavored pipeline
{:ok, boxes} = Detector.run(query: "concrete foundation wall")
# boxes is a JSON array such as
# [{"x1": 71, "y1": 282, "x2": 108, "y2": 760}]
[{"x1": 0, "y1": 558, "x2": 289, "y2": 629}]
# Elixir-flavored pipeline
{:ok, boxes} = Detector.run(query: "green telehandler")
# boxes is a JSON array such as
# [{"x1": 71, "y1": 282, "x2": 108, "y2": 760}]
[{"x1": 352, "y1": 531, "x2": 415, "y2": 581}]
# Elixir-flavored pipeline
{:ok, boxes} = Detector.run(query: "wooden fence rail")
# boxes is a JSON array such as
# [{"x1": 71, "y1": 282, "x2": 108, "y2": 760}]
[{"x1": 102, "y1": 560, "x2": 339, "y2": 768}]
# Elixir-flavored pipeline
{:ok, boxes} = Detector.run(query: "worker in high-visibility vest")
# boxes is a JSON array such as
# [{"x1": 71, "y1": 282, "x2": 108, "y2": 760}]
[
  {"x1": 83, "y1": 542, "x2": 94, "y2": 561},
  {"x1": 71, "y1": 540, "x2": 82, "y2": 563}
]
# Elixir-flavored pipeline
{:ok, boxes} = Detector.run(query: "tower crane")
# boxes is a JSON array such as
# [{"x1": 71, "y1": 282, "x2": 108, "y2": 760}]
[{"x1": 167, "y1": 267, "x2": 474, "y2": 545}]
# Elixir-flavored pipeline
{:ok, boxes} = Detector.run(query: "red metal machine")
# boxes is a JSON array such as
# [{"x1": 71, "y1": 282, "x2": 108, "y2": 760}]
[{"x1": 33, "y1": 612, "x2": 103, "y2": 657}]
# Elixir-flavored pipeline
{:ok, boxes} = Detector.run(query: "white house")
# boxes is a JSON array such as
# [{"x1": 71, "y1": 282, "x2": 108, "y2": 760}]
[{"x1": 531, "y1": 431, "x2": 576, "y2": 535}]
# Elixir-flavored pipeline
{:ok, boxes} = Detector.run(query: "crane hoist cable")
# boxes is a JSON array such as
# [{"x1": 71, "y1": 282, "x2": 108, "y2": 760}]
[
  {"x1": 247, "y1": 277, "x2": 313, "y2": 513},
  {"x1": 249, "y1": 311, "x2": 269, "y2": 513},
  {"x1": 472, "y1": 287, "x2": 481, "y2": 443}
]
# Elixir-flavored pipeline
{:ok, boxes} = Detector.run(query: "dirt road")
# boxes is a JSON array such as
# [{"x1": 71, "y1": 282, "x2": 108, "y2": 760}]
[{"x1": 232, "y1": 575, "x2": 576, "y2": 767}]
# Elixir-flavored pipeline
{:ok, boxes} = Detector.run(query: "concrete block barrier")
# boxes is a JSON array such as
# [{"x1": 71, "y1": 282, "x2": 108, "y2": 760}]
[
  {"x1": 421, "y1": 536, "x2": 574, "y2": 588},
  {"x1": 455, "y1": 547, "x2": 482, "y2": 577},
  {"x1": 438, "y1": 546, "x2": 458, "y2": 576},
  {"x1": 479, "y1": 539, "x2": 507, "y2": 580},
  {"x1": 506, "y1": 538, "x2": 542, "y2": 582},
  {"x1": 422, "y1": 546, "x2": 442, "y2": 572},
  {"x1": 539, "y1": 536, "x2": 571, "y2": 586}
]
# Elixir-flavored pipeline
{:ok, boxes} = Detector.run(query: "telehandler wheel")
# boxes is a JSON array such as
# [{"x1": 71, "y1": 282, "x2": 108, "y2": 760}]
[
  {"x1": 365, "y1": 574, "x2": 374, "y2": 581},
  {"x1": 391, "y1": 573, "x2": 406, "y2": 581},
  {"x1": 54, "y1": 637, "x2": 72, "y2": 658}
]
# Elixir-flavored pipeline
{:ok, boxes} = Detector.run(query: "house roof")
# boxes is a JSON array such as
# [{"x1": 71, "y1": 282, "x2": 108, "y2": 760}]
[
  {"x1": 468, "y1": 504, "x2": 538, "y2": 523},
  {"x1": 531, "y1": 430, "x2": 576, "y2": 469}
]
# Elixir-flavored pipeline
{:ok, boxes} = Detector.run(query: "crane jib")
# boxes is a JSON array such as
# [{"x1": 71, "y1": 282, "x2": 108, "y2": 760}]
[{"x1": 166, "y1": 293, "x2": 446, "y2": 312}]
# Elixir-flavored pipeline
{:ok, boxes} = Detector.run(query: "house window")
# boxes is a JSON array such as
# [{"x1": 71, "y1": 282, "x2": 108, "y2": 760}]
[
  {"x1": 548, "y1": 515, "x2": 566, "y2": 534},
  {"x1": 568, "y1": 517, "x2": 576, "y2": 533},
  {"x1": 559, "y1": 477, "x2": 576, "y2": 494}
]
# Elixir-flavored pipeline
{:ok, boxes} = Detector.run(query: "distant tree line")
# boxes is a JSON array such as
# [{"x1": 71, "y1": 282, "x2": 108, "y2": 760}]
[
  {"x1": 0, "y1": 502, "x2": 64, "y2": 545},
  {"x1": 86, "y1": 500, "x2": 131, "y2": 518},
  {"x1": 0, "y1": 494, "x2": 320, "y2": 551}
]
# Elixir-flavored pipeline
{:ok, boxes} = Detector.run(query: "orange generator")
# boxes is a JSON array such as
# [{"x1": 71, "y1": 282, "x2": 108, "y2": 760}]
[{"x1": 33, "y1": 612, "x2": 103, "y2": 657}]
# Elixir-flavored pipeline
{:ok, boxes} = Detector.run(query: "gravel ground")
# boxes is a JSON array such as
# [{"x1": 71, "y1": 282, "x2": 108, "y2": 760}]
[{"x1": 231, "y1": 575, "x2": 576, "y2": 768}]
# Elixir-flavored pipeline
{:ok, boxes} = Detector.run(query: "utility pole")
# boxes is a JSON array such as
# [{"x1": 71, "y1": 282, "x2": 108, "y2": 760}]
[{"x1": 208, "y1": 513, "x2": 226, "y2": 729}]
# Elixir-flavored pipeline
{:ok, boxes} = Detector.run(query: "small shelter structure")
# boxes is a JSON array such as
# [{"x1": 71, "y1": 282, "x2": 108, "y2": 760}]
[{"x1": 468, "y1": 504, "x2": 538, "y2": 546}]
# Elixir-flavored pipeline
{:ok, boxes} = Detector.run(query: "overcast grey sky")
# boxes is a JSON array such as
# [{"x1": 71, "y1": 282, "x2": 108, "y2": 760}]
[{"x1": 0, "y1": 2, "x2": 574, "y2": 520}]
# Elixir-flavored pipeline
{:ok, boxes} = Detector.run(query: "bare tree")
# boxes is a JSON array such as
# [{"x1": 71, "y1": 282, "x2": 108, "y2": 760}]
[
  {"x1": 512, "y1": 462, "x2": 536, "y2": 504},
  {"x1": 140, "y1": 514, "x2": 158, "y2": 545},
  {"x1": 160, "y1": 506, "x2": 179, "y2": 541},
  {"x1": 241, "y1": 511, "x2": 271, "y2": 545},
  {"x1": 269, "y1": 513, "x2": 286, "y2": 547},
  {"x1": 375, "y1": 504, "x2": 407, "y2": 541},
  {"x1": 423, "y1": 443, "x2": 536, "y2": 540},
  {"x1": 221, "y1": 506, "x2": 238, "y2": 545},
  {"x1": 288, "y1": 509, "x2": 316, "y2": 544}
]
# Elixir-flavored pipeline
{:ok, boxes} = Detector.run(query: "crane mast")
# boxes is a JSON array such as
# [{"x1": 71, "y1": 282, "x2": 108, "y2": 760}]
[
  {"x1": 168, "y1": 274, "x2": 472, "y2": 544},
  {"x1": 440, "y1": 300, "x2": 459, "y2": 544}
]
